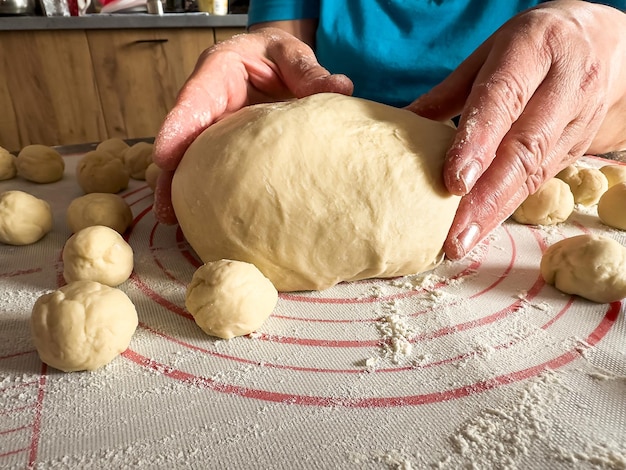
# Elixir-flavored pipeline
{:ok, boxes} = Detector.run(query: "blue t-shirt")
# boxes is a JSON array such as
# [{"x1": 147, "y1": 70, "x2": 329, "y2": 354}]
[{"x1": 248, "y1": 1, "x2": 626, "y2": 107}]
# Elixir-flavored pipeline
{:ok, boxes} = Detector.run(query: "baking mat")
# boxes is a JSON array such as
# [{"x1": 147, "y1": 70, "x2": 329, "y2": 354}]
[{"x1": 1, "y1": 154, "x2": 625, "y2": 469}]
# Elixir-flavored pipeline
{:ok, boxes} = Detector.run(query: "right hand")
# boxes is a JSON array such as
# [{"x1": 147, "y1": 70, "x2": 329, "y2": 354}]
[{"x1": 152, "y1": 27, "x2": 354, "y2": 224}]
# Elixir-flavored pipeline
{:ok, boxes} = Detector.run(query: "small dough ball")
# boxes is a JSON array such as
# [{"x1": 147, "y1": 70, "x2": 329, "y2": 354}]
[
  {"x1": 96, "y1": 138, "x2": 129, "y2": 160},
  {"x1": 185, "y1": 259, "x2": 278, "y2": 339},
  {"x1": 30, "y1": 280, "x2": 138, "y2": 372},
  {"x1": 66, "y1": 193, "x2": 132, "y2": 234},
  {"x1": 0, "y1": 147, "x2": 16, "y2": 181},
  {"x1": 124, "y1": 142, "x2": 153, "y2": 180},
  {"x1": 76, "y1": 150, "x2": 129, "y2": 194},
  {"x1": 556, "y1": 165, "x2": 608, "y2": 206},
  {"x1": 599, "y1": 164, "x2": 626, "y2": 188},
  {"x1": 0, "y1": 190, "x2": 53, "y2": 245},
  {"x1": 540, "y1": 234, "x2": 626, "y2": 303},
  {"x1": 144, "y1": 162, "x2": 161, "y2": 191},
  {"x1": 63, "y1": 225, "x2": 134, "y2": 286},
  {"x1": 16, "y1": 144, "x2": 64, "y2": 183},
  {"x1": 511, "y1": 178, "x2": 574, "y2": 225},
  {"x1": 598, "y1": 182, "x2": 626, "y2": 230}
]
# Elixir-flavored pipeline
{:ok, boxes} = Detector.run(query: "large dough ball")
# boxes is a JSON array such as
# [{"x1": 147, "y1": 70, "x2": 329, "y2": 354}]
[
  {"x1": 511, "y1": 178, "x2": 574, "y2": 225},
  {"x1": 66, "y1": 193, "x2": 133, "y2": 234},
  {"x1": 0, "y1": 190, "x2": 53, "y2": 245},
  {"x1": 30, "y1": 280, "x2": 138, "y2": 372},
  {"x1": 598, "y1": 182, "x2": 626, "y2": 230},
  {"x1": 185, "y1": 259, "x2": 278, "y2": 339},
  {"x1": 76, "y1": 150, "x2": 129, "y2": 194},
  {"x1": 123, "y1": 142, "x2": 153, "y2": 180},
  {"x1": 16, "y1": 144, "x2": 65, "y2": 183},
  {"x1": 63, "y1": 225, "x2": 134, "y2": 286},
  {"x1": 96, "y1": 137, "x2": 129, "y2": 160},
  {"x1": 0, "y1": 146, "x2": 16, "y2": 181},
  {"x1": 172, "y1": 93, "x2": 460, "y2": 292},
  {"x1": 556, "y1": 165, "x2": 608, "y2": 206},
  {"x1": 540, "y1": 234, "x2": 626, "y2": 303},
  {"x1": 599, "y1": 164, "x2": 626, "y2": 188}
]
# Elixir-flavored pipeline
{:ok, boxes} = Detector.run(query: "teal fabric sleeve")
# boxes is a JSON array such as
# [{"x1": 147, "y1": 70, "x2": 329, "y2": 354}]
[{"x1": 248, "y1": 1, "x2": 626, "y2": 107}]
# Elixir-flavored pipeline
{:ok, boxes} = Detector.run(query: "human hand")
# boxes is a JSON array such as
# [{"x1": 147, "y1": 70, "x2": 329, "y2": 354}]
[
  {"x1": 409, "y1": 0, "x2": 626, "y2": 260},
  {"x1": 152, "y1": 27, "x2": 353, "y2": 224}
]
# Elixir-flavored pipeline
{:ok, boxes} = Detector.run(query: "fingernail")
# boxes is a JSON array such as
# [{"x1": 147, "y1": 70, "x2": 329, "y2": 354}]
[
  {"x1": 458, "y1": 160, "x2": 482, "y2": 193},
  {"x1": 455, "y1": 222, "x2": 482, "y2": 257}
]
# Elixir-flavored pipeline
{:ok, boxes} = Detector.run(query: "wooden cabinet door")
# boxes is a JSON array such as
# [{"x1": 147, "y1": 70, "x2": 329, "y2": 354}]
[
  {"x1": 87, "y1": 29, "x2": 215, "y2": 140},
  {"x1": 0, "y1": 30, "x2": 107, "y2": 150},
  {"x1": 214, "y1": 27, "x2": 246, "y2": 43}
]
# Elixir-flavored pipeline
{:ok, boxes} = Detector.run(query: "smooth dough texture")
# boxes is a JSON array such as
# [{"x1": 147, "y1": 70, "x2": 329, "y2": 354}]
[
  {"x1": 144, "y1": 162, "x2": 161, "y2": 191},
  {"x1": 185, "y1": 259, "x2": 278, "y2": 339},
  {"x1": 30, "y1": 280, "x2": 138, "y2": 371},
  {"x1": 600, "y1": 164, "x2": 626, "y2": 188},
  {"x1": 16, "y1": 144, "x2": 65, "y2": 183},
  {"x1": 540, "y1": 234, "x2": 626, "y2": 303},
  {"x1": 63, "y1": 225, "x2": 134, "y2": 286},
  {"x1": 512, "y1": 178, "x2": 574, "y2": 225},
  {"x1": 598, "y1": 182, "x2": 626, "y2": 230},
  {"x1": 76, "y1": 150, "x2": 130, "y2": 194},
  {"x1": 66, "y1": 192, "x2": 133, "y2": 234},
  {"x1": 123, "y1": 142, "x2": 153, "y2": 180},
  {"x1": 556, "y1": 165, "x2": 608, "y2": 206},
  {"x1": 96, "y1": 138, "x2": 129, "y2": 160},
  {"x1": 0, "y1": 146, "x2": 16, "y2": 181},
  {"x1": 172, "y1": 93, "x2": 460, "y2": 292},
  {"x1": 0, "y1": 190, "x2": 53, "y2": 245}
]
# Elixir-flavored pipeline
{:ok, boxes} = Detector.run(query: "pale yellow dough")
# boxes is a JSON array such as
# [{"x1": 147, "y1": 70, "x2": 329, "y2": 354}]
[
  {"x1": 16, "y1": 144, "x2": 64, "y2": 183},
  {"x1": 124, "y1": 142, "x2": 153, "y2": 180},
  {"x1": 66, "y1": 193, "x2": 133, "y2": 234},
  {"x1": 172, "y1": 93, "x2": 460, "y2": 292},
  {"x1": 63, "y1": 225, "x2": 134, "y2": 286},
  {"x1": 0, "y1": 147, "x2": 16, "y2": 181},
  {"x1": 540, "y1": 234, "x2": 626, "y2": 303},
  {"x1": 512, "y1": 178, "x2": 574, "y2": 225},
  {"x1": 144, "y1": 162, "x2": 161, "y2": 191},
  {"x1": 96, "y1": 137, "x2": 129, "y2": 160},
  {"x1": 76, "y1": 150, "x2": 129, "y2": 194},
  {"x1": 556, "y1": 165, "x2": 608, "y2": 206},
  {"x1": 30, "y1": 280, "x2": 138, "y2": 371},
  {"x1": 185, "y1": 259, "x2": 278, "y2": 339},
  {"x1": 598, "y1": 182, "x2": 626, "y2": 230},
  {"x1": 0, "y1": 190, "x2": 53, "y2": 245},
  {"x1": 599, "y1": 164, "x2": 626, "y2": 188}
]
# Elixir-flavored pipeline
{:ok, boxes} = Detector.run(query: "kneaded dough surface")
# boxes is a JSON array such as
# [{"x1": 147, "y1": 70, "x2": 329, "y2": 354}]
[
  {"x1": 16, "y1": 144, "x2": 65, "y2": 183},
  {"x1": 76, "y1": 150, "x2": 129, "y2": 194},
  {"x1": 512, "y1": 178, "x2": 574, "y2": 225},
  {"x1": 598, "y1": 182, "x2": 626, "y2": 230},
  {"x1": 66, "y1": 192, "x2": 133, "y2": 234},
  {"x1": 185, "y1": 259, "x2": 278, "y2": 339},
  {"x1": 540, "y1": 234, "x2": 626, "y2": 303},
  {"x1": 30, "y1": 280, "x2": 138, "y2": 371},
  {"x1": 0, "y1": 147, "x2": 16, "y2": 181},
  {"x1": 0, "y1": 190, "x2": 53, "y2": 245},
  {"x1": 172, "y1": 93, "x2": 460, "y2": 291}
]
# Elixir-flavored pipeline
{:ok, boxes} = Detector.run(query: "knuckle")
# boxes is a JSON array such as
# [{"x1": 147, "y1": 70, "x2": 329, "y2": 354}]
[{"x1": 475, "y1": 71, "x2": 528, "y2": 122}]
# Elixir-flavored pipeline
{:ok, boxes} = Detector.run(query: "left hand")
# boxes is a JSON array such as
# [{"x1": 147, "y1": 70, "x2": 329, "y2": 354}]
[{"x1": 409, "y1": 0, "x2": 626, "y2": 260}]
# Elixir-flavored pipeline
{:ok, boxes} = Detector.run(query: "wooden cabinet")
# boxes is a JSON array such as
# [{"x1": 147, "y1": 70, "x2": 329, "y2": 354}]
[{"x1": 0, "y1": 26, "x2": 244, "y2": 151}]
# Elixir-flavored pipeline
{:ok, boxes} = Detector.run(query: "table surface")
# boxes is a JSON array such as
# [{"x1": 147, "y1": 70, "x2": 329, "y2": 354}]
[{"x1": 1, "y1": 153, "x2": 625, "y2": 469}]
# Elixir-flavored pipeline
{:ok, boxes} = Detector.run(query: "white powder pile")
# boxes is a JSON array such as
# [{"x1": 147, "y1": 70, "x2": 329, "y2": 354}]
[
  {"x1": 435, "y1": 370, "x2": 563, "y2": 469},
  {"x1": 368, "y1": 299, "x2": 418, "y2": 366}
]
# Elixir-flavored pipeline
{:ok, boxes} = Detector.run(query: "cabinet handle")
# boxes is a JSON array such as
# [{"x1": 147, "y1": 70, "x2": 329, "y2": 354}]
[{"x1": 132, "y1": 39, "x2": 169, "y2": 44}]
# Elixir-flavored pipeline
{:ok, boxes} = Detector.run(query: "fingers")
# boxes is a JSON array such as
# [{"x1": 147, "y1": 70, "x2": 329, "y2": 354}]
[{"x1": 153, "y1": 170, "x2": 178, "y2": 225}]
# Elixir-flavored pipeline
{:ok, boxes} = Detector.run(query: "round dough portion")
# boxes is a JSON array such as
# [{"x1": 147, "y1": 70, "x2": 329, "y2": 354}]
[
  {"x1": 598, "y1": 182, "x2": 626, "y2": 230},
  {"x1": 0, "y1": 146, "x2": 16, "y2": 181},
  {"x1": 63, "y1": 225, "x2": 134, "y2": 286},
  {"x1": 172, "y1": 93, "x2": 460, "y2": 292},
  {"x1": 600, "y1": 164, "x2": 626, "y2": 188},
  {"x1": 66, "y1": 193, "x2": 133, "y2": 234},
  {"x1": 76, "y1": 150, "x2": 129, "y2": 194},
  {"x1": 16, "y1": 144, "x2": 65, "y2": 183},
  {"x1": 556, "y1": 165, "x2": 608, "y2": 206},
  {"x1": 124, "y1": 142, "x2": 153, "y2": 180},
  {"x1": 0, "y1": 190, "x2": 53, "y2": 245},
  {"x1": 96, "y1": 138, "x2": 129, "y2": 160},
  {"x1": 511, "y1": 178, "x2": 574, "y2": 225},
  {"x1": 185, "y1": 259, "x2": 278, "y2": 339},
  {"x1": 144, "y1": 162, "x2": 161, "y2": 191},
  {"x1": 30, "y1": 280, "x2": 138, "y2": 372},
  {"x1": 540, "y1": 234, "x2": 626, "y2": 303}
]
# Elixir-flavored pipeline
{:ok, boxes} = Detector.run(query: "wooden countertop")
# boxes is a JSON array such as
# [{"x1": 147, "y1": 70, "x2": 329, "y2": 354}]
[{"x1": 0, "y1": 12, "x2": 247, "y2": 30}]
